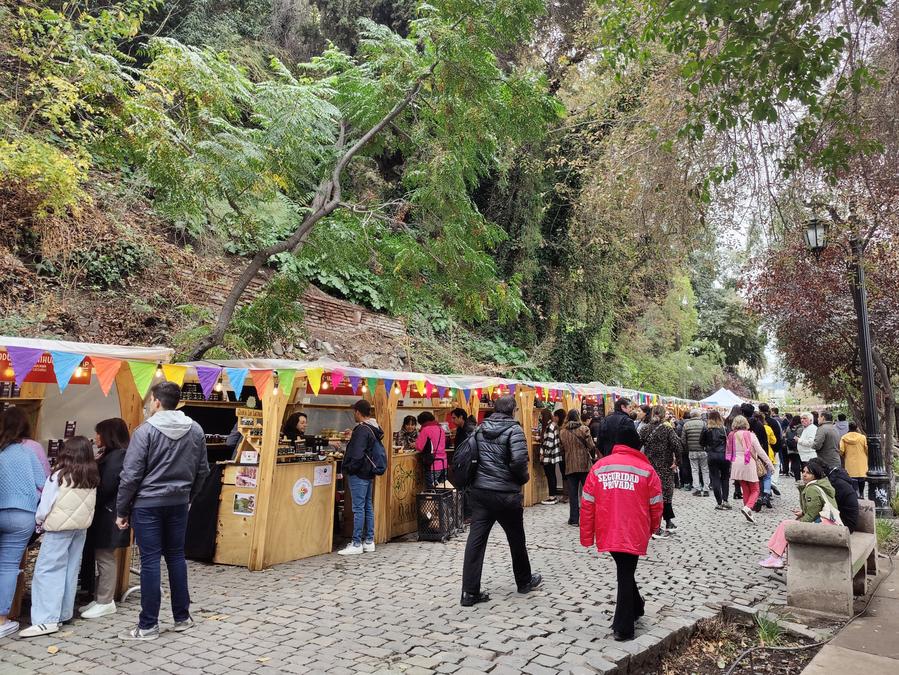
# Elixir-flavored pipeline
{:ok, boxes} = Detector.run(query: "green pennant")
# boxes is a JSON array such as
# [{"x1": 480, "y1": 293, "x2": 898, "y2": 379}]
[
  {"x1": 127, "y1": 360, "x2": 157, "y2": 398},
  {"x1": 366, "y1": 377, "x2": 378, "y2": 395},
  {"x1": 278, "y1": 369, "x2": 297, "y2": 398}
]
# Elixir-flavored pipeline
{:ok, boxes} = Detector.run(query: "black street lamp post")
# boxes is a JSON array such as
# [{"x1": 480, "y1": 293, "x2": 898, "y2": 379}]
[{"x1": 805, "y1": 218, "x2": 891, "y2": 515}]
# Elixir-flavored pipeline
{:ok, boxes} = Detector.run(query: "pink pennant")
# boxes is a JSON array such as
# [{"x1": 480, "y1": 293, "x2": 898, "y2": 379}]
[
  {"x1": 330, "y1": 370, "x2": 344, "y2": 390},
  {"x1": 424, "y1": 381, "x2": 434, "y2": 398}
]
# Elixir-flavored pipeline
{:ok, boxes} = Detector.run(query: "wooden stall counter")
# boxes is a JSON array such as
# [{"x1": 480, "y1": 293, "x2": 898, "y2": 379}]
[
  {"x1": 388, "y1": 451, "x2": 424, "y2": 539},
  {"x1": 215, "y1": 460, "x2": 336, "y2": 567}
]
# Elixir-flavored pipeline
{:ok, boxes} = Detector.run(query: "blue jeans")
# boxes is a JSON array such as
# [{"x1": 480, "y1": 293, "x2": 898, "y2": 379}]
[
  {"x1": 347, "y1": 475, "x2": 374, "y2": 546},
  {"x1": 132, "y1": 505, "x2": 191, "y2": 629},
  {"x1": 0, "y1": 509, "x2": 35, "y2": 617},
  {"x1": 31, "y1": 529, "x2": 86, "y2": 625},
  {"x1": 761, "y1": 469, "x2": 773, "y2": 494}
]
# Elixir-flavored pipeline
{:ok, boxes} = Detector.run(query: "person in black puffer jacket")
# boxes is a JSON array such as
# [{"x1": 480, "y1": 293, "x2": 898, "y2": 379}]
[
  {"x1": 461, "y1": 395, "x2": 540, "y2": 607},
  {"x1": 597, "y1": 398, "x2": 634, "y2": 458},
  {"x1": 826, "y1": 465, "x2": 859, "y2": 532},
  {"x1": 700, "y1": 411, "x2": 731, "y2": 510}
]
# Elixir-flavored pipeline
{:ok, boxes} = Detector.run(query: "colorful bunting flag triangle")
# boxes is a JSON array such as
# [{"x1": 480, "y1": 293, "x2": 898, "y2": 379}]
[
  {"x1": 90, "y1": 356, "x2": 122, "y2": 396},
  {"x1": 330, "y1": 370, "x2": 344, "y2": 390},
  {"x1": 397, "y1": 380, "x2": 409, "y2": 397},
  {"x1": 225, "y1": 368, "x2": 248, "y2": 399},
  {"x1": 50, "y1": 351, "x2": 84, "y2": 393},
  {"x1": 162, "y1": 364, "x2": 187, "y2": 388},
  {"x1": 251, "y1": 369, "x2": 273, "y2": 397},
  {"x1": 365, "y1": 377, "x2": 378, "y2": 394},
  {"x1": 196, "y1": 366, "x2": 222, "y2": 400},
  {"x1": 6, "y1": 346, "x2": 44, "y2": 387},
  {"x1": 348, "y1": 376, "x2": 361, "y2": 394},
  {"x1": 127, "y1": 360, "x2": 157, "y2": 398},
  {"x1": 304, "y1": 367, "x2": 323, "y2": 396},
  {"x1": 278, "y1": 369, "x2": 297, "y2": 398}
]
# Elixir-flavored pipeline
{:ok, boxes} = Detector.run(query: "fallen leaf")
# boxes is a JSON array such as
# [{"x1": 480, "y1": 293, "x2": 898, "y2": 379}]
[
  {"x1": 257, "y1": 657, "x2": 270, "y2": 663},
  {"x1": 59, "y1": 631, "x2": 73, "y2": 637},
  {"x1": 204, "y1": 614, "x2": 230, "y2": 621},
  {"x1": 47, "y1": 646, "x2": 59, "y2": 655}
]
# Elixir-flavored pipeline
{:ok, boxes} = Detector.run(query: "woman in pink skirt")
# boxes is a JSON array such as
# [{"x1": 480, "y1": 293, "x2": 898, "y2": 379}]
[{"x1": 760, "y1": 458, "x2": 842, "y2": 568}]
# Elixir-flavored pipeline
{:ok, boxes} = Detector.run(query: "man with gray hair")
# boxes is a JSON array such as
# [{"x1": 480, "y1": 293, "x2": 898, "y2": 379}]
[
  {"x1": 460, "y1": 395, "x2": 541, "y2": 607},
  {"x1": 681, "y1": 409, "x2": 707, "y2": 497},
  {"x1": 812, "y1": 411, "x2": 842, "y2": 468}
]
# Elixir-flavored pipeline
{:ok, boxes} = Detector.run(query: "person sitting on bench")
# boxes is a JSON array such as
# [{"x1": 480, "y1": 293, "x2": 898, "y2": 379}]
[{"x1": 759, "y1": 458, "x2": 841, "y2": 569}]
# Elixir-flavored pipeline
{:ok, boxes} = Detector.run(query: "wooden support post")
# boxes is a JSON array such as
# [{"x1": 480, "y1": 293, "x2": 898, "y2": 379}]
[
  {"x1": 247, "y1": 377, "x2": 289, "y2": 571},
  {"x1": 113, "y1": 363, "x2": 149, "y2": 598},
  {"x1": 517, "y1": 387, "x2": 545, "y2": 506},
  {"x1": 371, "y1": 382, "x2": 398, "y2": 544}
]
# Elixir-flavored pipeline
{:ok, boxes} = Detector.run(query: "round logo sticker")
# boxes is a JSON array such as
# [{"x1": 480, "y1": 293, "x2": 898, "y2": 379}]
[{"x1": 292, "y1": 477, "x2": 312, "y2": 506}]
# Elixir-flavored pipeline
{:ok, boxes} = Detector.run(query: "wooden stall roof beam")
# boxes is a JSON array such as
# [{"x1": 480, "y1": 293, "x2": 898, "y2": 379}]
[{"x1": 247, "y1": 377, "x2": 290, "y2": 571}]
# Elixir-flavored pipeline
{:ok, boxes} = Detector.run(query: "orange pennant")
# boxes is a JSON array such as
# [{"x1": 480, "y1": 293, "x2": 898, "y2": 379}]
[
  {"x1": 89, "y1": 356, "x2": 122, "y2": 397},
  {"x1": 250, "y1": 369, "x2": 273, "y2": 397}
]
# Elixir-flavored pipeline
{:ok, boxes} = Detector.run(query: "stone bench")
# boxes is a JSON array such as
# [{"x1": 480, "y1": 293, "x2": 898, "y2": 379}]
[{"x1": 784, "y1": 499, "x2": 878, "y2": 617}]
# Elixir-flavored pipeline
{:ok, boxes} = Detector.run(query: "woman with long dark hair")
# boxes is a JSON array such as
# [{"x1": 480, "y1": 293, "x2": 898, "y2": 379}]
[
  {"x1": 559, "y1": 409, "x2": 596, "y2": 526},
  {"x1": 0, "y1": 408, "x2": 48, "y2": 639},
  {"x1": 81, "y1": 419, "x2": 131, "y2": 620},
  {"x1": 701, "y1": 411, "x2": 731, "y2": 509},
  {"x1": 538, "y1": 409, "x2": 562, "y2": 505},
  {"x1": 20, "y1": 437, "x2": 99, "y2": 637},
  {"x1": 639, "y1": 405, "x2": 682, "y2": 537}
]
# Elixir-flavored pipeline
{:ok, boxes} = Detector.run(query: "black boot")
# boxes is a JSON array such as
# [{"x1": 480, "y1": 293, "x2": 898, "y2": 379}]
[{"x1": 460, "y1": 591, "x2": 490, "y2": 607}]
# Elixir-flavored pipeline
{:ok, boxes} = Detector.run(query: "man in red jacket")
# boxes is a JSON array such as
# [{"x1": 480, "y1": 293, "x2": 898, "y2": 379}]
[{"x1": 580, "y1": 425, "x2": 663, "y2": 641}]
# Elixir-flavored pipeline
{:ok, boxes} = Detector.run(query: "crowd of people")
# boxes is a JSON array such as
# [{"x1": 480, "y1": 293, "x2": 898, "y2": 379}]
[
  {"x1": 0, "y1": 382, "x2": 870, "y2": 647},
  {"x1": 0, "y1": 382, "x2": 209, "y2": 641}
]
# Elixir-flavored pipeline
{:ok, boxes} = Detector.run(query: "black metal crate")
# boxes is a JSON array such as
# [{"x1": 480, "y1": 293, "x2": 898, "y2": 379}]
[{"x1": 417, "y1": 489, "x2": 456, "y2": 542}]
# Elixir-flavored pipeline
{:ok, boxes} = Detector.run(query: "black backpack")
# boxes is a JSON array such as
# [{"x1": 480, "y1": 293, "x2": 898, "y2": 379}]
[
  {"x1": 361, "y1": 425, "x2": 388, "y2": 476},
  {"x1": 451, "y1": 427, "x2": 481, "y2": 488}
]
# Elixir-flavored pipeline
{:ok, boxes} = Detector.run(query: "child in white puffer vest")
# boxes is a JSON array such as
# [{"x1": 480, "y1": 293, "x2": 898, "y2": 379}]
[{"x1": 19, "y1": 436, "x2": 98, "y2": 638}]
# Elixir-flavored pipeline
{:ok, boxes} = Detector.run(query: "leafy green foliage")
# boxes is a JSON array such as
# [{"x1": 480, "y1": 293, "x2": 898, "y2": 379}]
[
  {"x1": 876, "y1": 518, "x2": 895, "y2": 546},
  {"x1": 595, "y1": 0, "x2": 887, "y2": 179},
  {"x1": 78, "y1": 240, "x2": 152, "y2": 289},
  {"x1": 230, "y1": 275, "x2": 306, "y2": 352},
  {"x1": 754, "y1": 613, "x2": 784, "y2": 647},
  {"x1": 0, "y1": 137, "x2": 88, "y2": 216}
]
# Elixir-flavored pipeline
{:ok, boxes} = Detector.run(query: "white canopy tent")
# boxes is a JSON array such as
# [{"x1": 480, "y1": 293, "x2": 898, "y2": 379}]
[{"x1": 699, "y1": 387, "x2": 745, "y2": 408}]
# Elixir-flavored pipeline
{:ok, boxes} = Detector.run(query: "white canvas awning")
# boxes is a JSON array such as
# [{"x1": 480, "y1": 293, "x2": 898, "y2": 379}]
[
  {"x1": 1, "y1": 336, "x2": 172, "y2": 362},
  {"x1": 699, "y1": 387, "x2": 744, "y2": 408}
]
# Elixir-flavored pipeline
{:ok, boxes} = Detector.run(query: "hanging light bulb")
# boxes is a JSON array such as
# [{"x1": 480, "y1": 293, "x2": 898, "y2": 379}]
[
  {"x1": 361, "y1": 383, "x2": 368, "y2": 392},
  {"x1": 448, "y1": 388, "x2": 454, "y2": 396},
  {"x1": 394, "y1": 384, "x2": 401, "y2": 394},
  {"x1": 75, "y1": 366, "x2": 83, "y2": 378},
  {"x1": 322, "y1": 379, "x2": 330, "y2": 390},
  {"x1": 155, "y1": 363, "x2": 163, "y2": 378},
  {"x1": 272, "y1": 375, "x2": 280, "y2": 396},
  {"x1": 214, "y1": 379, "x2": 223, "y2": 393}
]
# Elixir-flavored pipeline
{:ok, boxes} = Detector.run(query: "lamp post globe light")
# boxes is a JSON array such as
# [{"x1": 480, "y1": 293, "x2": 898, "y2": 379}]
[{"x1": 803, "y1": 217, "x2": 891, "y2": 515}]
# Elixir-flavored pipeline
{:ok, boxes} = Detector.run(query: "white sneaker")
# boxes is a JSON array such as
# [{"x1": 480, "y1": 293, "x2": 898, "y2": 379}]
[
  {"x1": 540, "y1": 498, "x2": 557, "y2": 505},
  {"x1": 79, "y1": 600, "x2": 97, "y2": 613},
  {"x1": 19, "y1": 623, "x2": 59, "y2": 638},
  {"x1": 362, "y1": 541, "x2": 375, "y2": 553},
  {"x1": 0, "y1": 621, "x2": 19, "y2": 639},
  {"x1": 338, "y1": 543, "x2": 364, "y2": 556},
  {"x1": 81, "y1": 601, "x2": 116, "y2": 619},
  {"x1": 741, "y1": 506, "x2": 756, "y2": 524}
]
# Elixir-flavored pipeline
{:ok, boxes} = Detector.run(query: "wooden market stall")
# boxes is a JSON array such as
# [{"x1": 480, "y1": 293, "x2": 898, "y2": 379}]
[
  {"x1": 0, "y1": 336, "x2": 173, "y2": 614},
  {"x1": 177, "y1": 359, "x2": 344, "y2": 570}
]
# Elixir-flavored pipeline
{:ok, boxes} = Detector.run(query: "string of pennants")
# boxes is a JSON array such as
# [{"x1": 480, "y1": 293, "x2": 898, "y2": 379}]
[{"x1": 0, "y1": 344, "x2": 693, "y2": 406}]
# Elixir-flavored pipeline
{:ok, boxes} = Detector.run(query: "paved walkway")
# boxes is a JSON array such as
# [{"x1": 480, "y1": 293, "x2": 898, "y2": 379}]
[
  {"x1": 1, "y1": 485, "x2": 801, "y2": 674},
  {"x1": 802, "y1": 554, "x2": 899, "y2": 675}
]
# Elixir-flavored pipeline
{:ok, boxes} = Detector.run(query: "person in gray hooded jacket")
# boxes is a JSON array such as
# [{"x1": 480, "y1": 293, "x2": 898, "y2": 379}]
[{"x1": 115, "y1": 381, "x2": 209, "y2": 641}]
